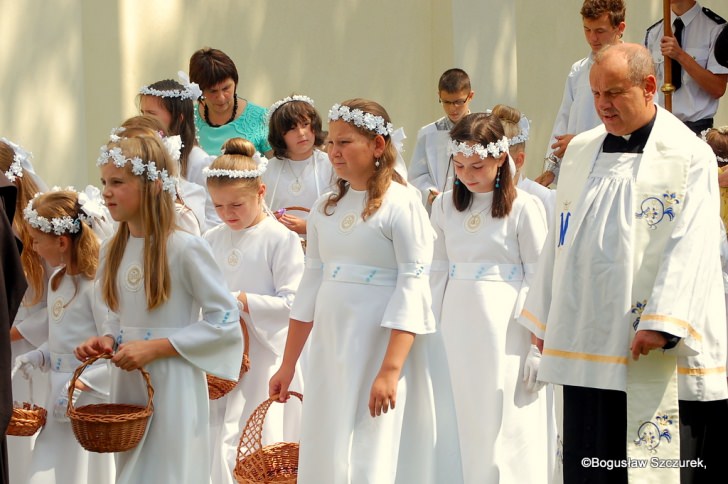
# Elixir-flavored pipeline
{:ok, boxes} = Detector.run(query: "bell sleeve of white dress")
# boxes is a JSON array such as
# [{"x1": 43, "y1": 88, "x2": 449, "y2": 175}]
[
  {"x1": 79, "y1": 281, "x2": 112, "y2": 397},
  {"x1": 169, "y1": 235, "x2": 243, "y2": 380},
  {"x1": 513, "y1": 195, "x2": 548, "y2": 320},
  {"x1": 290, "y1": 201, "x2": 324, "y2": 324},
  {"x1": 14, "y1": 297, "x2": 48, "y2": 348},
  {"x1": 518, "y1": 214, "x2": 558, "y2": 340},
  {"x1": 381, "y1": 192, "x2": 436, "y2": 334},
  {"x1": 245, "y1": 230, "x2": 304, "y2": 356},
  {"x1": 428, "y1": 194, "x2": 449, "y2": 324},
  {"x1": 638, "y1": 146, "x2": 723, "y2": 356}
]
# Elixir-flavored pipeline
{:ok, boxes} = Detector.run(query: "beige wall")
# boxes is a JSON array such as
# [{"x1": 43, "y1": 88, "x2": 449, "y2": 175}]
[{"x1": 1, "y1": 0, "x2": 727, "y2": 186}]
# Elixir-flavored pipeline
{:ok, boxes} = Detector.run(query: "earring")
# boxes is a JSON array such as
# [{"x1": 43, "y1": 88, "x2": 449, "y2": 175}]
[
  {"x1": 375, "y1": 158, "x2": 380, "y2": 168},
  {"x1": 495, "y1": 167, "x2": 501, "y2": 189},
  {"x1": 454, "y1": 177, "x2": 460, "y2": 186}
]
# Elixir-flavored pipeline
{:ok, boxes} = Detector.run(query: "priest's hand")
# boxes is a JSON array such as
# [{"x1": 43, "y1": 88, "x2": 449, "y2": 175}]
[
  {"x1": 630, "y1": 330, "x2": 668, "y2": 360},
  {"x1": 523, "y1": 344, "x2": 546, "y2": 392}
]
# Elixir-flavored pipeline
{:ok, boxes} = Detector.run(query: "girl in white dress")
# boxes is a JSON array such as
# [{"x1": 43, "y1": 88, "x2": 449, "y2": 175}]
[
  {"x1": 430, "y1": 113, "x2": 549, "y2": 483},
  {"x1": 1, "y1": 138, "x2": 50, "y2": 483},
  {"x1": 14, "y1": 189, "x2": 114, "y2": 484},
  {"x1": 491, "y1": 104, "x2": 555, "y2": 227},
  {"x1": 118, "y1": 117, "x2": 203, "y2": 235},
  {"x1": 203, "y1": 138, "x2": 304, "y2": 484},
  {"x1": 138, "y1": 75, "x2": 219, "y2": 229},
  {"x1": 74, "y1": 131, "x2": 243, "y2": 484},
  {"x1": 270, "y1": 98, "x2": 463, "y2": 484},
  {"x1": 263, "y1": 95, "x2": 333, "y2": 236}
]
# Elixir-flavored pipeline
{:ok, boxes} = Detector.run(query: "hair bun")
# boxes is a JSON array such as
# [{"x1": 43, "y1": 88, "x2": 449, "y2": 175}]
[{"x1": 221, "y1": 137, "x2": 256, "y2": 157}]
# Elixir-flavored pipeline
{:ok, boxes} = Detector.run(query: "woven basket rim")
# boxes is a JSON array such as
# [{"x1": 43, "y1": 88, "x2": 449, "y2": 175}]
[{"x1": 67, "y1": 353, "x2": 154, "y2": 421}]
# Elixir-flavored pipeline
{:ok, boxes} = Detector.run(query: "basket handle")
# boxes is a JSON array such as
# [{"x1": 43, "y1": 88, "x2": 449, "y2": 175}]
[
  {"x1": 241, "y1": 317, "x2": 251, "y2": 372},
  {"x1": 282, "y1": 206, "x2": 311, "y2": 213},
  {"x1": 237, "y1": 391, "x2": 303, "y2": 459},
  {"x1": 67, "y1": 353, "x2": 154, "y2": 416}
]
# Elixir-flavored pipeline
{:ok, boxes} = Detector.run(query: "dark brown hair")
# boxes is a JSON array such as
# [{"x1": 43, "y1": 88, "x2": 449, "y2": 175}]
[
  {"x1": 138, "y1": 79, "x2": 198, "y2": 178},
  {"x1": 580, "y1": 0, "x2": 626, "y2": 27},
  {"x1": 438, "y1": 68, "x2": 471, "y2": 93},
  {"x1": 450, "y1": 113, "x2": 515, "y2": 218},
  {"x1": 189, "y1": 47, "x2": 238, "y2": 91},
  {"x1": 267, "y1": 98, "x2": 324, "y2": 159}
]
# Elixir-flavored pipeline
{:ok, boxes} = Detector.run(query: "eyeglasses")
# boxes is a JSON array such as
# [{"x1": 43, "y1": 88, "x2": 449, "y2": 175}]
[{"x1": 439, "y1": 97, "x2": 469, "y2": 107}]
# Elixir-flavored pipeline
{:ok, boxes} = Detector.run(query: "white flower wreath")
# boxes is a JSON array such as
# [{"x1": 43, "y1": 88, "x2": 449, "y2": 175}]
[
  {"x1": 266, "y1": 95, "x2": 315, "y2": 123},
  {"x1": 203, "y1": 152, "x2": 268, "y2": 179},
  {"x1": 23, "y1": 185, "x2": 105, "y2": 235},
  {"x1": 328, "y1": 104, "x2": 394, "y2": 137},
  {"x1": 509, "y1": 115, "x2": 531, "y2": 146},
  {"x1": 97, "y1": 145, "x2": 178, "y2": 197},
  {"x1": 138, "y1": 71, "x2": 202, "y2": 101},
  {"x1": 1, "y1": 137, "x2": 32, "y2": 183},
  {"x1": 448, "y1": 136, "x2": 510, "y2": 160}
]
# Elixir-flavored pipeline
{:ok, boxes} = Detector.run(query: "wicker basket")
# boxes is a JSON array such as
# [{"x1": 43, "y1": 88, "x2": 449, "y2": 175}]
[
  {"x1": 6, "y1": 402, "x2": 47, "y2": 437},
  {"x1": 207, "y1": 317, "x2": 251, "y2": 400},
  {"x1": 6, "y1": 376, "x2": 47, "y2": 437},
  {"x1": 67, "y1": 353, "x2": 154, "y2": 453},
  {"x1": 234, "y1": 392, "x2": 303, "y2": 484}
]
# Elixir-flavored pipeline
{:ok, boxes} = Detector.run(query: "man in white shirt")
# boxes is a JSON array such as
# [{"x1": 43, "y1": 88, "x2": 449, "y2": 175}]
[
  {"x1": 645, "y1": 0, "x2": 727, "y2": 134},
  {"x1": 536, "y1": 0, "x2": 626, "y2": 187}
]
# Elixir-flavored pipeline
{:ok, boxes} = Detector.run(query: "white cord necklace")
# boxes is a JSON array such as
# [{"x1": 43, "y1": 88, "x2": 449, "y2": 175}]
[
  {"x1": 464, "y1": 199, "x2": 491, "y2": 233},
  {"x1": 286, "y1": 155, "x2": 313, "y2": 194}
]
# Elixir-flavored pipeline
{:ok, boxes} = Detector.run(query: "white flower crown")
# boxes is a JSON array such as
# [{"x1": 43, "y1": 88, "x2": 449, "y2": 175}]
[
  {"x1": 138, "y1": 71, "x2": 202, "y2": 101},
  {"x1": 96, "y1": 145, "x2": 178, "y2": 198},
  {"x1": 1, "y1": 137, "x2": 32, "y2": 183},
  {"x1": 328, "y1": 104, "x2": 394, "y2": 136},
  {"x1": 509, "y1": 115, "x2": 531, "y2": 146},
  {"x1": 109, "y1": 127, "x2": 182, "y2": 162},
  {"x1": 203, "y1": 152, "x2": 268, "y2": 179},
  {"x1": 448, "y1": 137, "x2": 510, "y2": 160},
  {"x1": 23, "y1": 185, "x2": 104, "y2": 235},
  {"x1": 700, "y1": 129, "x2": 728, "y2": 163},
  {"x1": 266, "y1": 95, "x2": 315, "y2": 123}
]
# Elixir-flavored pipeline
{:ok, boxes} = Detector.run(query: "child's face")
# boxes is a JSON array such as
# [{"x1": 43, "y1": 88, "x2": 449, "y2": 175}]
[
  {"x1": 209, "y1": 184, "x2": 265, "y2": 231},
  {"x1": 440, "y1": 89, "x2": 473, "y2": 124},
  {"x1": 452, "y1": 149, "x2": 505, "y2": 193},
  {"x1": 140, "y1": 95, "x2": 173, "y2": 132},
  {"x1": 326, "y1": 120, "x2": 381, "y2": 190},
  {"x1": 29, "y1": 228, "x2": 65, "y2": 267},
  {"x1": 100, "y1": 164, "x2": 143, "y2": 230},
  {"x1": 283, "y1": 119, "x2": 316, "y2": 160}
]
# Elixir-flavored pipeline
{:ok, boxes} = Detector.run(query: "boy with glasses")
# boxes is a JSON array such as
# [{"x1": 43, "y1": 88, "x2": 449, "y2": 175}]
[{"x1": 408, "y1": 68, "x2": 474, "y2": 210}]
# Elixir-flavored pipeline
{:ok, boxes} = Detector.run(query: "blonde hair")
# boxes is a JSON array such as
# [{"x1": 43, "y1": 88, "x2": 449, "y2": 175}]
[
  {"x1": 0, "y1": 140, "x2": 45, "y2": 304},
  {"x1": 704, "y1": 126, "x2": 728, "y2": 161},
  {"x1": 324, "y1": 98, "x2": 405, "y2": 220},
  {"x1": 30, "y1": 191, "x2": 99, "y2": 302},
  {"x1": 101, "y1": 133, "x2": 176, "y2": 311},
  {"x1": 491, "y1": 104, "x2": 526, "y2": 154},
  {"x1": 206, "y1": 138, "x2": 262, "y2": 194}
]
